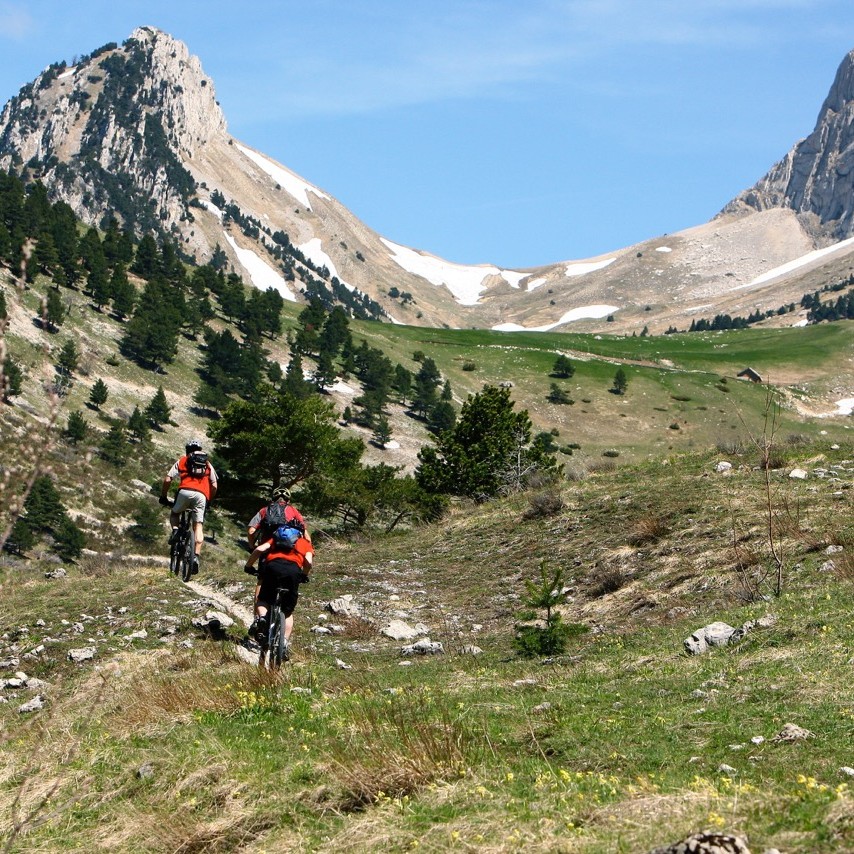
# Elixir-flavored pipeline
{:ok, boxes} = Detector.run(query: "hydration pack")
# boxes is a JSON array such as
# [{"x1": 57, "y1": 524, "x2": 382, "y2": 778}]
[{"x1": 187, "y1": 451, "x2": 208, "y2": 478}]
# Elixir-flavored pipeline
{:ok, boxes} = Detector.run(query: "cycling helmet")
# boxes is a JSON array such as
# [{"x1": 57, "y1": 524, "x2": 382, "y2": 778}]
[
  {"x1": 185, "y1": 437, "x2": 204, "y2": 453},
  {"x1": 271, "y1": 486, "x2": 291, "y2": 501},
  {"x1": 274, "y1": 525, "x2": 301, "y2": 546}
]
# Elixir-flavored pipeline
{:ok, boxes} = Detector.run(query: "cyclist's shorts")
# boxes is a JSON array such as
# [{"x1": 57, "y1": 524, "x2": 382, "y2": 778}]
[
  {"x1": 258, "y1": 559, "x2": 303, "y2": 616},
  {"x1": 173, "y1": 489, "x2": 207, "y2": 523}
]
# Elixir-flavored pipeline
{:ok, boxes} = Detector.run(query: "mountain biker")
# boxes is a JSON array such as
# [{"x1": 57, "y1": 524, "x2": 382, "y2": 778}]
[
  {"x1": 244, "y1": 524, "x2": 313, "y2": 656},
  {"x1": 159, "y1": 438, "x2": 217, "y2": 574},
  {"x1": 247, "y1": 486, "x2": 310, "y2": 549}
]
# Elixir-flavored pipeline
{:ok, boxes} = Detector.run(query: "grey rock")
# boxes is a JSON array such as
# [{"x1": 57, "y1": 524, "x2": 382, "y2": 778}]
[
  {"x1": 137, "y1": 763, "x2": 155, "y2": 779},
  {"x1": 772, "y1": 723, "x2": 815, "y2": 742},
  {"x1": 325, "y1": 595, "x2": 361, "y2": 618},
  {"x1": 401, "y1": 638, "x2": 444, "y2": 656},
  {"x1": 44, "y1": 568, "x2": 67, "y2": 579},
  {"x1": 459, "y1": 644, "x2": 483, "y2": 656},
  {"x1": 684, "y1": 621, "x2": 736, "y2": 655},
  {"x1": 647, "y1": 832, "x2": 751, "y2": 853},
  {"x1": 18, "y1": 695, "x2": 45, "y2": 713},
  {"x1": 714, "y1": 461, "x2": 733, "y2": 473},
  {"x1": 68, "y1": 647, "x2": 96, "y2": 663},
  {"x1": 381, "y1": 619, "x2": 419, "y2": 641}
]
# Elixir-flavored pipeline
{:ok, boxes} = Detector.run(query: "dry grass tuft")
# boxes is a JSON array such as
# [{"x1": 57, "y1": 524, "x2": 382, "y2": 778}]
[
  {"x1": 338, "y1": 614, "x2": 379, "y2": 640},
  {"x1": 587, "y1": 565, "x2": 627, "y2": 598},
  {"x1": 522, "y1": 489, "x2": 564, "y2": 520},
  {"x1": 322, "y1": 693, "x2": 479, "y2": 812},
  {"x1": 627, "y1": 515, "x2": 670, "y2": 546}
]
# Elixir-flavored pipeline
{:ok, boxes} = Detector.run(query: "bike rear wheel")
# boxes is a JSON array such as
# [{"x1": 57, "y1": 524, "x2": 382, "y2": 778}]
[{"x1": 179, "y1": 524, "x2": 196, "y2": 583}]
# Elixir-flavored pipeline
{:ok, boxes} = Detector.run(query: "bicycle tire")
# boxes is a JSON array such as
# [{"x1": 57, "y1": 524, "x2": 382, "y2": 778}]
[
  {"x1": 180, "y1": 523, "x2": 196, "y2": 583},
  {"x1": 169, "y1": 536, "x2": 180, "y2": 575},
  {"x1": 268, "y1": 609, "x2": 287, "y2": 669}
]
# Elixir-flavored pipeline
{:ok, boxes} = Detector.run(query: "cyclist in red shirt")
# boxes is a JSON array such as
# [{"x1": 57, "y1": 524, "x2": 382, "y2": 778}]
[{"x1": 244, "y1": 525, "x2": 313, "y2": 656}]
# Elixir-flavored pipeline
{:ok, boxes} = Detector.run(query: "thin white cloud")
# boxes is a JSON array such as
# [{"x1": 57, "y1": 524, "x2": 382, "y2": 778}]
[
  {"x1": 0, "y1": 2, "x2": 32, "y2": 39},
  {"x1": 220, "y1": 0, "x2": 833, "y2": 121}
]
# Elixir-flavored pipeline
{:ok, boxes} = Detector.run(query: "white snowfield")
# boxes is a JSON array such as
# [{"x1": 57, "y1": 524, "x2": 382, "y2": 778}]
[
  {"x1": 223, "y1": 234, "x2": 298, "y2": 302},
  {"x1": 235, "y1": 143, "x2": 329, "y2": 211},
  {"x1": 565, "y1": 258, "x2": 616, "y2": 276},
  {"x1": 655, "y1": 246, "x2": 672, "y2": 253},
  {"x1": 381, "y1": 238, "x2": 523, "y2": 305},
  {"x1": 833, "y1": 398, "x2": 854, "y2": 416},
  {"x1": 298, "y1": 237, "x2": 347, "y2": 286},
  {"x1": 736, "y1": 235, "x2": 854, "y2": 291},
  {"x1": 493, "y1": 304, "x2": 618, "y2": 332},
  {"x1": 197, "y1": 198, "x2": 223, "y2": 219}
]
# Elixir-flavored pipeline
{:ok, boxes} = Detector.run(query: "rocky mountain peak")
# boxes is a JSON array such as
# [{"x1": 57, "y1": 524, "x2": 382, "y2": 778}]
[
  {"x1": 816, "y1": 48, "x2": 854, "y2": 117},
  {"x1": 721, "y1": 49, "x2": 854, "y2": 245},
  {"x1": 123, "y1": 26, "x2": 227, "y2": 155},
  {"x1": 0, "y1": 27, "x2": 226, "y2": 237}
]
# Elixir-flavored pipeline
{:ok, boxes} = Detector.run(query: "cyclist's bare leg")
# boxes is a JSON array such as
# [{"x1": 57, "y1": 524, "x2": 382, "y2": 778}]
[
  {"x1": 285, "y1": 614, "x2": 294, "y2": 641},
  {"x1": 193, "y1": 521, "x2": 204, "y2": 556}
]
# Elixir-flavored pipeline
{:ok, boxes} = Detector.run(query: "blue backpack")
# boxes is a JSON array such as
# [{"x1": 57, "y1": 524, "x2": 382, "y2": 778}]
[{"x1": 273, "y1": 525, "x2": 301, "y2": 551}]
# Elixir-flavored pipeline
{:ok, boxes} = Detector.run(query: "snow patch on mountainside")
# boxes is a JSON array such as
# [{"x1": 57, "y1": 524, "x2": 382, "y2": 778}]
[
  {"x1": 236, "y1": 143, "x2": 329, "y2": 210},
  {"x1": 736, "y1": 235, "x2": 854, "y2": 290},
  {"x1": 381, "y1": 238, "x2": 522, "y2": 305},
  {"x1": 565, "y1": 258, "x2": 616, "y2": 277},
  {"x1": 224, "y1": 234, "x2": 298, "y2": 301},
  {"x1": 493, "y1": 304, "x2": 619, "y2": 332},
  {"x1": 298, "y1": 237, "x2": 347, "y2": 286}
]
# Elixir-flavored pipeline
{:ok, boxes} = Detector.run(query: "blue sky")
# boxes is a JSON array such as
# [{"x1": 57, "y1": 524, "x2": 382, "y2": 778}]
[{"x1": 1, "y1": 1, "x2": 854, "y2": 269}]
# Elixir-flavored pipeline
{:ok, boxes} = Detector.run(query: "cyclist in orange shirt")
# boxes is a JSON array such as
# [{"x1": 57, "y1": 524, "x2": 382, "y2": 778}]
[{"x1": 159, "y1": 438, "x2": 217, "y2": 574}]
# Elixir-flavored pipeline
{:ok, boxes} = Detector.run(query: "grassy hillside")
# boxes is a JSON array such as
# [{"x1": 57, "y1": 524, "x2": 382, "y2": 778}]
[
  {"x1": 1, "y1": 437, "x2": 853, "y2": 852},
  {"x1": 2, "y1": 236, "x2": 854, "y2": 850}
]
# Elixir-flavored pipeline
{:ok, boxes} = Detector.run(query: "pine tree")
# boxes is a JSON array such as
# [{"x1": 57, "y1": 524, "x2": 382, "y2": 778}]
[
  {"x1": 5, "y1": 517, "x2": 35, "y2": 555},
  {"x1": 53, "y1": 515, "x2": 85, "y2": 561},
  {"x1": 23, "y1": 475, "x2": 63, "y2": 533},
  {"x1": 2, "y1": 354, "x2": 23, "y2": 402},
  {"x1": 99, "y1": 422, "x2": 129, "y2": 467},
  {"x1": 513, "y1": 562, "x2": 580, "y2": 658},
  {"x1": 88, "y1": 378, "x2": 109, "y2": 409},
  {"x1": 44, "y1": 287, "x2": 64, "y2": 331},
  {"x1": 64, "y1": 410, "x2": 88, "y2": 444},
  {"x1": 612, "y1": 367, "x2": 629, "y2": 395},
  {"x1": 56, "y1": 339, "x2": 79, "y2": 376},
  {"x1": 128, "y1": 405, "x2": 150, "y2": 443},
  {"x1": 110, "y1": 263, "x2": 135, "y2": 319},
  {"x1": 372, "y1": 415, "x2": 392, "y2": 447},
  {"x1": 128, "y1": 501, "x2": 161, "y2": 544},
  {"x1": 144, "y1": 385, "x2": 171, "y2": 430},
  {"x1": 551, "y1": 355, "x2": 575, "y2": 379}
]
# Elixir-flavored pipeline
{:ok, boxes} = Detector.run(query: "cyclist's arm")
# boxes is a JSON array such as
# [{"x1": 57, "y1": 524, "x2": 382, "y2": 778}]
[
  {"x1": 160, "y1": 474, "x2": 173, "y2": 501},
  {"x1": 244, "y1": 541, "x2": 270, "y2": 571}
]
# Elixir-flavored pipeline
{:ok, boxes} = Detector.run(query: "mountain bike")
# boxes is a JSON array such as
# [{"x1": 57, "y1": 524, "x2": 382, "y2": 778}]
[
  {"x1": 168, "y1": 504, "x2": 196, "y2": 583},
  {"x1": 258, "y1": 586, "x2": 289, "y2": 670}
]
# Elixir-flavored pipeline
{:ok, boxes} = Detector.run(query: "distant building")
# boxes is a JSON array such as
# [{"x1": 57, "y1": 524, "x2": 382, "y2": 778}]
[{"x1": 737, "y1": 367, "x2": 763, "y2": 383}]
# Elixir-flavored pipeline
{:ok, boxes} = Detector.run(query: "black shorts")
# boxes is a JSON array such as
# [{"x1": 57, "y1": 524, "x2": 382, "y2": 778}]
[{"x1": 257, "y1": 559, "x2": 303, "y2": 616}]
